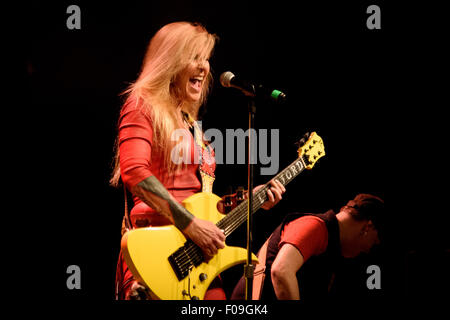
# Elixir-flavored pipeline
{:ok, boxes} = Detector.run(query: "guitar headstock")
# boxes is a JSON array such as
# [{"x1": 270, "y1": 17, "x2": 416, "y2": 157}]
[{"x1": 296, "y1": 132, "x2": 325, "y2": 169}]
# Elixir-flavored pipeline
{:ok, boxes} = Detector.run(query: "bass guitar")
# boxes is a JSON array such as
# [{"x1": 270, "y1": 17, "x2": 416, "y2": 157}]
[{"x1": 121, "y1": 132, "x2": 325, "y2": 299}]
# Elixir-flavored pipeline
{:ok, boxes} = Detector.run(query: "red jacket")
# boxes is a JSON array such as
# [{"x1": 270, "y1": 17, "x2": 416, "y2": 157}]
[{"x1": 118, "y1": 98, "x2": 215, "y2": 227}]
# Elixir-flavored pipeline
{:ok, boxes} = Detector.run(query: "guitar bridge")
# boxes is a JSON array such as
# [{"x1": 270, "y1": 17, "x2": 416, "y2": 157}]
[{"x1": 168, "y1": 241, "x2": 203, "y2": 281}]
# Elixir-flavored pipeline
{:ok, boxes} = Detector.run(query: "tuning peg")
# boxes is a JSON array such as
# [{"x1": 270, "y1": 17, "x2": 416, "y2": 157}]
[{"x1": 296, "y1": 132, "x2": 311, "y2": 147}]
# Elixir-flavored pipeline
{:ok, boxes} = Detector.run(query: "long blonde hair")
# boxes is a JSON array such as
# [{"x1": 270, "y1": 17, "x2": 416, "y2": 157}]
[{"x1": 110, "y1": 22, "x2": 217, "y2": 186}]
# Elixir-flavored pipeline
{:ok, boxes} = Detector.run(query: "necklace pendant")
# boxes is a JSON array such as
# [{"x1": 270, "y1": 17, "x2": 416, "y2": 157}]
[{"x1": 200, "y1": 170, "x2": 215, "y2": 193}]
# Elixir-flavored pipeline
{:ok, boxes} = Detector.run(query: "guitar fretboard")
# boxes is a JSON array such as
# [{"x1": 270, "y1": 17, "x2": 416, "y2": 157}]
[
  {"x1": 216, "y1": 156, "x2": 306, "y2": 236},
  {"x1": 169, "y1": 156, "x2": 310, "y2": 281}
]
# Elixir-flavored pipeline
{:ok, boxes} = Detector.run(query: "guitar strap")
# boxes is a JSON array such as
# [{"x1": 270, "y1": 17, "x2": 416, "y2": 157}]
[
  {"x1": 252, "y1": 234, "x2": 272, "y2": 300},
  {"x1": 182, "y1": 111, "x2": 215, "y2": 193},
  {"x1": 121, "y1": 184, "x2": 133, "y2": 235},
  {"x1": 116, "y1": 183, "x2": 134, "y2": 300}
]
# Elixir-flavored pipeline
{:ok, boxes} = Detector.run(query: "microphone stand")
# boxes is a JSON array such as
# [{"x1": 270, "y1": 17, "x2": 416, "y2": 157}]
[{"x1": 244, "y1": 95, "x2": 256, "y2": 300}]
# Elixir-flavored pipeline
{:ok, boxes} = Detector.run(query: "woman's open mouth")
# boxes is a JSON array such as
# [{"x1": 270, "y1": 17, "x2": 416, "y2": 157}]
[{"x1": 189, "y1": 77, "x2": 203, "y2": 91}]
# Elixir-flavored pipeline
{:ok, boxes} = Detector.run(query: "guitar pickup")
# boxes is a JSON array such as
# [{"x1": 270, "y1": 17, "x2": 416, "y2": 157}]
[{"x1": 168, "y1": 241, "x2": 204, "y2": 281}]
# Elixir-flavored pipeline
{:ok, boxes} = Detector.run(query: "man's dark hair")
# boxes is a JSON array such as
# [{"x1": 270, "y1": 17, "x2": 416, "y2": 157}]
[{"x1": 342, "y1": 193, "x2": 385, "y2": 234}]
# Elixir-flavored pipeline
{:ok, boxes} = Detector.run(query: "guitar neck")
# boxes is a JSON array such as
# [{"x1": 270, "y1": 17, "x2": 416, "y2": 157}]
[{"x1": 216, "y1": 156, "x2": 306, "y2": 237}]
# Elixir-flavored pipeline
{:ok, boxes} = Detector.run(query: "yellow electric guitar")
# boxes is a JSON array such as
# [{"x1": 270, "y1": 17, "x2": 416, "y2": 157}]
[{"x1": 121, "y1": 132, "x2": 325, "y2": 300}]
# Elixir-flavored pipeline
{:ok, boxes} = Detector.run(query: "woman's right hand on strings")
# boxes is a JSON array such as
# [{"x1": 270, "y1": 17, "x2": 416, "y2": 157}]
[{"x1": 183, "y1": 217, "x2": 225, "y2": 258}]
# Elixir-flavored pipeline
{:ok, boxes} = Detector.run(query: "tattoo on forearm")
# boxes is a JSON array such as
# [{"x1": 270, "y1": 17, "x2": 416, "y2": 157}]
[{"x1": 130, "y1": 176, "x2": 194, "y2": 230}]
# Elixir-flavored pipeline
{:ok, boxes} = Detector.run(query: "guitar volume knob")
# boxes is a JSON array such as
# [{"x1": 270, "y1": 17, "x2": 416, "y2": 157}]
[{"x1": 199, "y1": 273, "x2": 208, "y2": 282}]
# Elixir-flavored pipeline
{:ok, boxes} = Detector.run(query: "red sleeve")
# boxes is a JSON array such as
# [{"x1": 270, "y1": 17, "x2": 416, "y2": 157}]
[
  {"x1": 118, "y1": 99, "x2": 154, "y2": 188},
  {"x1": 279, "y1": 216, "x2": 328, "y2": 262}
]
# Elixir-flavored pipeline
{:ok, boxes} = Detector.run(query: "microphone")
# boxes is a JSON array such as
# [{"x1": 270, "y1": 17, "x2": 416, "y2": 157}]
[{"x1": 220, "y1": 71, "x2": 286, "y2": 103}]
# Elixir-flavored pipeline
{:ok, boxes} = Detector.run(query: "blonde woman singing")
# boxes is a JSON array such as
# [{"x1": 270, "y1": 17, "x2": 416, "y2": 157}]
[{"x1": 111, "y1": 22, "x2": 285, "y2": 300}]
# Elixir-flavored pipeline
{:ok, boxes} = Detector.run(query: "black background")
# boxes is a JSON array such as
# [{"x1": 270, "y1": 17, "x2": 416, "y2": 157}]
[{"x1": 23, "y1": 0, "x2": 449, "y2": 313}]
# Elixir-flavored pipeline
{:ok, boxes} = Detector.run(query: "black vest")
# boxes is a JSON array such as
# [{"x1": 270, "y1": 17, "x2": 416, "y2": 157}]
[{"x1": 261, "y1": 210, "x2": 342, "y2": 301}]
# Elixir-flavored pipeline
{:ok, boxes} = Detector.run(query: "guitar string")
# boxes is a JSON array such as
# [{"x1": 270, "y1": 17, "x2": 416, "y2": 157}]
[
  {"x1": 220, "y1": 189, "x2": 267, "y2": 236},
  {"x1": 174, "y1": 190, "x2": 272, "y2": 276},
  {"x1": 218, "y1": 158, "x2": 305, "y2": 236},
  {"x1": 225, "y1": 189, "x2": 271, "y2": 235},
  {"x1": 174, "y1": 195, "x2": 257, "y2": 271},
  {"x1": 173, "y1": 187, "x2": 271, "y2": 272},
  {"x1": 173, "y1": 165, "x2": 306, "y2": 273},
  {"x1": 175, "y1": 190, "x2": 279, "y2": 275},
  {"x1": 170, "y1": 148, "x2": 319, "y2": 279},
  {"x1": 217, "y1": 157, "x2": 305, "y2": 237},
  {"x1": 174, "y1": 172, "x2": 302, "y2": 273},
  {"x1": 174, "y1": 194, "x2": 264, "y2": 273},
  {"x1": 172, "y1": 158, "x2": 307, "y2": 274},
  {"x1": 174, "y1": 242, "x2": 201, "y2": 273}
]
